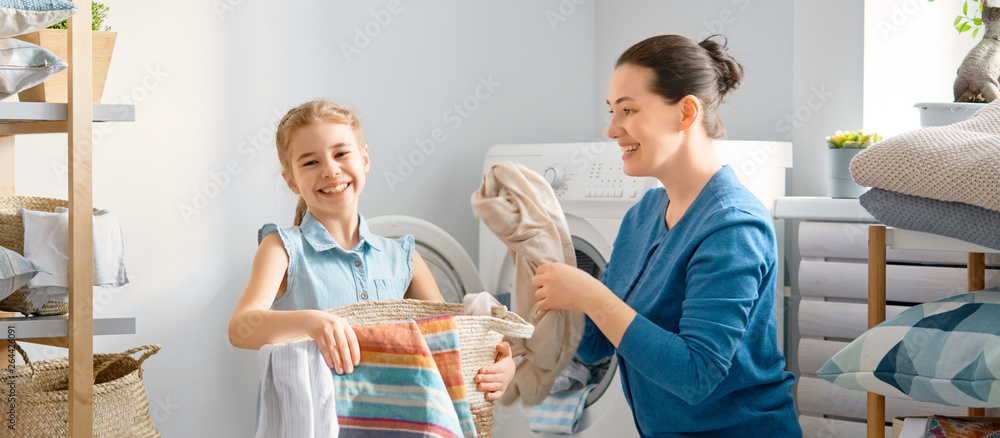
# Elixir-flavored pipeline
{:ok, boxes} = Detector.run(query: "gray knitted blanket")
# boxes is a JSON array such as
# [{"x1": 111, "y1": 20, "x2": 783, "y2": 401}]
[{"x1": 850, "y1": 100, "x2": 1000, "y2": 213}]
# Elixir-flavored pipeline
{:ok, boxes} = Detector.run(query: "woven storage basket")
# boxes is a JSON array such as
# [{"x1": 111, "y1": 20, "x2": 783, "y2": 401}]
[
  {"x1": 286, "y1": 299, "x2": 534, "y2": 438},
  {"x1": 0, "y1": 196, "x2": 98, "y2": 316},
  {"x1": 0, "y1": 344, "x2": 161, "y2": 437}
]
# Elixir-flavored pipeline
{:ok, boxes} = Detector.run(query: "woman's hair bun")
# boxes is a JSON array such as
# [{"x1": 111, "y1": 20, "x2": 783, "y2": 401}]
[{"x1": 699, "y1": 35, "x2": 744, "y2": 98}]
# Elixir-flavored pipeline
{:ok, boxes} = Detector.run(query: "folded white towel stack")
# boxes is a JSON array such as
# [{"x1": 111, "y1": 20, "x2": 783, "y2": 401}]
[{"x1": 18, "y1": 207, "x2": 129, "y2": 290}]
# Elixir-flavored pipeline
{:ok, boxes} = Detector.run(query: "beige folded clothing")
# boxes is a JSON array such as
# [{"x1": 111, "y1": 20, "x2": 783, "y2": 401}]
[
  {"x1": 850, "y1": 100, "x2": 1000, "y2": 213},
  {"x1": 471, "y1": 161, "x2": 584, "y2": 406}
]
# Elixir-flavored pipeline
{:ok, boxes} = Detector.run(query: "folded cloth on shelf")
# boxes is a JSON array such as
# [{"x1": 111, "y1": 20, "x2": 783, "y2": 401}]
[
  {"x1": 256, "y1": 341, "x2": 339, "y2": 438},
  {"x1": 850, "y1": 100, "x2": 1000, "y2": 213},
  {"x1": 333, "y1": 319, "x2": 465, "y2": 438},
  {"x1": 860, "y1": 188, "x2": 1000, "y2": 251},
  {"x1": 471, "y1": 161, "x2": 585, "y2": 407},
  {"x1": 416, "y1": 315, "x2": 478, "y2": 438},
  {"x1": 19, "y1": 207, "x2": 128, "y2": 289},
  {"x1": 526, "y1": 356, "x2": 612, "y2": 434}
]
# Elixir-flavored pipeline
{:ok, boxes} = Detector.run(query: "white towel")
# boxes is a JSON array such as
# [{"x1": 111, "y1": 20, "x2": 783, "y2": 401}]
[
  {"x1": 18, "y1": 207, "x2": 128, "y2": 289},
  {"x1": 256, "y1": 341, "x2": 338, "y2": 438},
  {"x1": 462, "y1": 291, "x2": 501, "y2": 316}
]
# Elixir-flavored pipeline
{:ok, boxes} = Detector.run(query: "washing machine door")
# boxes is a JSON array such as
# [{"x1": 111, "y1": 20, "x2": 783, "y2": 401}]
[{"x1": 367, "y1": 215, "x2": 484, "y2": 304}]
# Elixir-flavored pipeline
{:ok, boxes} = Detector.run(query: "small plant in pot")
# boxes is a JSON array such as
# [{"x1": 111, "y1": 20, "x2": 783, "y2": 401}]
[
  {"x1": 827, "y1": 130, "x2": 882, "y2": 198},
  {"x1": 14, "y1": 1, "x2": 115, "y2": 104}
]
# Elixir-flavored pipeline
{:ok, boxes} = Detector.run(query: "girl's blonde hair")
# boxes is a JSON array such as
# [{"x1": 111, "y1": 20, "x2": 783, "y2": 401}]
[{"x1": 275, "y1": 100, "x2": 366, "y2": 226}]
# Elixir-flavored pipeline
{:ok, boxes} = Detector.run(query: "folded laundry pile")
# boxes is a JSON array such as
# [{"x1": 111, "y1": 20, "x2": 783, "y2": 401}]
[
  {"x1": 850, "y1": 100, "x2": 1000, "y2": 250},
  {"x1": 258, "y1": 315, "x2": 478, "y2": 438}
]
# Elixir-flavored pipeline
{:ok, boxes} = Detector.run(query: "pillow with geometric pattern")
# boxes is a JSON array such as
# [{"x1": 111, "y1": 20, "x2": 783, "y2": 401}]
[
  {"x1": 0, "y1": 0, "x2": 78, "y2": 38},
  {"x1": 818, "y1": 287, "x2": 1000, "y2": 407},
  {"x1": 0, "y1": 245, "x2": 45, "y2": 301}
]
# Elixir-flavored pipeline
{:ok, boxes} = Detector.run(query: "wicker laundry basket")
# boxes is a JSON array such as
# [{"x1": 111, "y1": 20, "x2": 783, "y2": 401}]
[
  {"x1": 0, "y1": 196, "x2": 99, "y2": 316},
  {"x1": 0, "y1": 344, "x2": 161, "y2": 437},
  {"x1": 286, "y1": 299, "x2": 534, "y2": 438}
]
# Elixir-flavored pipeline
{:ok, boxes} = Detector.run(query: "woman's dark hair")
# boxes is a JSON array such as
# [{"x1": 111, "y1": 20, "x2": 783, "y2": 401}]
[{"x1": 616, "y1": 34, "x2": 744, "y2": 139}]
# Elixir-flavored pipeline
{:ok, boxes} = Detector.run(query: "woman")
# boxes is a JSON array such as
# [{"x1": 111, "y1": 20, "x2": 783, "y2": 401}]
[{"x1": 532, "y1": 35, "x2": 801, "y2": 437}]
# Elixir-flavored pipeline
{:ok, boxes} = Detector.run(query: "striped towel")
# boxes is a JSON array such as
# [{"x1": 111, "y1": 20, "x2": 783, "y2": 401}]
[
  {"x1": 334, "y1": 319, "x2": 465, "y2": 438},
  {"x1": 416, "y1": 315, "x2": 478, "y2": 438},
  {"x1": 526, "y1": 384, "x2": 596, "y2": 434}
]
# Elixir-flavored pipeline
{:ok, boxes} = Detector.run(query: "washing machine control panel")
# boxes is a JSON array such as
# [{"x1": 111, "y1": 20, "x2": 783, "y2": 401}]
[{"x1": 548, "y1": 142, "x2": 656, "y2": 201}]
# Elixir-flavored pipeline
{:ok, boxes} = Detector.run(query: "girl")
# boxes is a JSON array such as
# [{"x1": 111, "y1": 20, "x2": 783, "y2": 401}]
[
  {"x1": 229, "y1": 100, "x2": 515, "y2": 400},
  {"x1": 532, "y1": 36, "x2": 801, "y2": 437}
]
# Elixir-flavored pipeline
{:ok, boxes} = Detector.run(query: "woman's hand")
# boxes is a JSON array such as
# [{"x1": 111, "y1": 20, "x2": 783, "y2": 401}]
[
  {"x1": 304, "y1": 310, "x2": 360, "y2": 374},
  {"x1": 533, "y1": 262, "x2": 604, "y2": 312},
  {"x1": 475, "y1": 342, "x2": 515, "y2": 401}
]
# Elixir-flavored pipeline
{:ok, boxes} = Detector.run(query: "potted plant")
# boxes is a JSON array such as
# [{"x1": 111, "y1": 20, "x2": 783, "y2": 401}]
[
  {"x1": 827, "y1": 130, "x2": 882, "y2": 198},
  {"x1": 916, "y1": 0, "x2": 998, "y2": 125},
  {"x1": 14, "y1": 2, "x2": 114, "y2": 104}
]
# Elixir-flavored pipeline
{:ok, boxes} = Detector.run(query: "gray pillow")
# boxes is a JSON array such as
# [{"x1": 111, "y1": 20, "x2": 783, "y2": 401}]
[
  {"x1": 0, "y1": 245, "x2": 45, "y2": 301},
  {"x1": 860, "y1": 188, "x2": 1000, "y2": 251},
  {"x1": 0, "y1": 37, "x2": 66, "y2": 99},
  {"x1": 0, "y1": 0, "x2": 78, "y2": 38}
]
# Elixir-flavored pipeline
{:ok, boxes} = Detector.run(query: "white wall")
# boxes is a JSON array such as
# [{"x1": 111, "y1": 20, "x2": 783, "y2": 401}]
[{"x1": 14, "y1": 1, "x2": 597, "y2": 435}]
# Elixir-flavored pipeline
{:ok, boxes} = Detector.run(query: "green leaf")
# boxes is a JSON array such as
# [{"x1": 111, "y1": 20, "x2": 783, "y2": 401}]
[
  {"x1": 975, "y1": 17, "x2": 983, "y2": 25},
  {"x1": 956, "y1": 15, "x2": 964, "y2": 26},
  {"x1": 974, "y1": 27, "x2": 981, "y2": 38},
  {"x1": 964, "y1": 1, "x2": 969, "y2": 15}
]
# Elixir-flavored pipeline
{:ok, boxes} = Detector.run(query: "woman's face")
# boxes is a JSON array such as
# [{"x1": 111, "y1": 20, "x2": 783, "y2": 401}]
[{"x1": 606, "y1": 64, "x2": 686, "y2": 177}]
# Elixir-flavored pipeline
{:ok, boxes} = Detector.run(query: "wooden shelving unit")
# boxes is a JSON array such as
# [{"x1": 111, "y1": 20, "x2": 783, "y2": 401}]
[
  {"x1": 0, "y1": 3, "x2": 136, "y2": 436},
  {"x1": 866, "y1": 226, "x2": 1000, "y2": 438}
]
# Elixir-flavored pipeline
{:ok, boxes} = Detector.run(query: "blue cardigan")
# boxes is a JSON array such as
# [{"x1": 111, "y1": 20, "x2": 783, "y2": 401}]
[{"x1": 577, "y1": 166, "x2": 801, "y2": 437}]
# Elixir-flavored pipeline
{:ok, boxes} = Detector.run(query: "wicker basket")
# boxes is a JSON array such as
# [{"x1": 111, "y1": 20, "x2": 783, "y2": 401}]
[
  {"x1": 0, "y1": 344, "x2": 161, "y2": 437},
  {"x1": 0, "y1": 196, "x2": 98, "y2": 316},
  {"x1": 286, "y1": 299, "x2": 534, "y2": 438}
]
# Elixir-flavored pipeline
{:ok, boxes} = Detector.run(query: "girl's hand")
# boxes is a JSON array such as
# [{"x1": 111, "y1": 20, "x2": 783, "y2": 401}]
[
  {"x1": 305, "y1": 310, "x2": 360, "y2": 374},
  {"x1": 533, "y1": 262, "x2": 603, "y2": 312},
  {"x1": 475, "y1": 342, "x2": 515, "y2": 401}
]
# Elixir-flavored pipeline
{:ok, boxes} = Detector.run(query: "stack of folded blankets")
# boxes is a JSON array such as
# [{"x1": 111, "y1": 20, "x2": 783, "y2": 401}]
[{"x1": 850, "y1": 100, "x2": 1000, "y2": 250}]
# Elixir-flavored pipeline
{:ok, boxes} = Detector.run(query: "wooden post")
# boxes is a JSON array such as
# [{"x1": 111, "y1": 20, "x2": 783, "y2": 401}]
[
  {"x1": 868, "y1": 225, "x2": 887, "y2": 438},
  {"x1": 0, "y1": 135, "x2": 13, "y2": 196},
  {"x1": 968, "y1": 252, "x2": 987, "y2": 417},
  {"x1": 67, "y1": 1, "x2": 93, "y2": 437}
]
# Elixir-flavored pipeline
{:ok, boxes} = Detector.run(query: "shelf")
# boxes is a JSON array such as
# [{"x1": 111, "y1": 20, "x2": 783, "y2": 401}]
[
  {"x1": 773, "y1": 196, "x2": 875, "y2": 222},
  {"x1": 0, "y1": 315, "x2": 135, "y2": 339},
  {"x1": 0, "y1": 102, "x2": 134, "y2": 123}
]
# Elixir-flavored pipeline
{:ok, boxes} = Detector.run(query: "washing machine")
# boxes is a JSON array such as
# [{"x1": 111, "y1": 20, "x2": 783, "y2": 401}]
[
  {"x1": 367, "y1": 215, "x2": 484, "y2": 304},
  {"x1": 479, "y1": 140, "x2": 792, "y2": 437}
]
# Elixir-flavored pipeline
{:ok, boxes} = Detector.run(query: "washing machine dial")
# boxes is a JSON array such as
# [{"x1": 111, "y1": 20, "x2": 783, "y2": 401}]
[{"x1": 543, "y1": 165, "x2": 567, "y2": 190}]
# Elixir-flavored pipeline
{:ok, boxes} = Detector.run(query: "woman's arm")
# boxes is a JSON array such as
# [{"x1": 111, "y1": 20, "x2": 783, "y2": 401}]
[
  {"x1": 228, "y1": 233, "x2": 360, "y2": 373},
  {"x1": 402, "y1": 251, "x2": 445, "y2": 302},
  {"x1": 533, "y1": 263, "x2": 636, "y2": 347}
]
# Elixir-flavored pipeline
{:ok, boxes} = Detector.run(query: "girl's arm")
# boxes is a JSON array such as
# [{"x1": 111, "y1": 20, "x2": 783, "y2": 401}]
[
  {"x1": 228, "y1": 233, "x2": 360, "y2": 373},
  {"x1": 403, "y1": 251, "x2": 445, "y2": 302}
]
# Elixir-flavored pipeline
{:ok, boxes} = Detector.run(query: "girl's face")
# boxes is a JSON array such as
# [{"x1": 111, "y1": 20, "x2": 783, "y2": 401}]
[
  {"x1": 606, "y1": 64, "x2": 688, "y2": 177},
  {"x1": 283, "y1": 122, "x2": 369, "y2": 220}
]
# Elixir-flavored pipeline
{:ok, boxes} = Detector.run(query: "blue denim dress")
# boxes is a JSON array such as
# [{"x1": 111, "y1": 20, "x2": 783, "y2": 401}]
[{"x1": 258, "y1": 211, "x2": 415, "y2": 311}]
